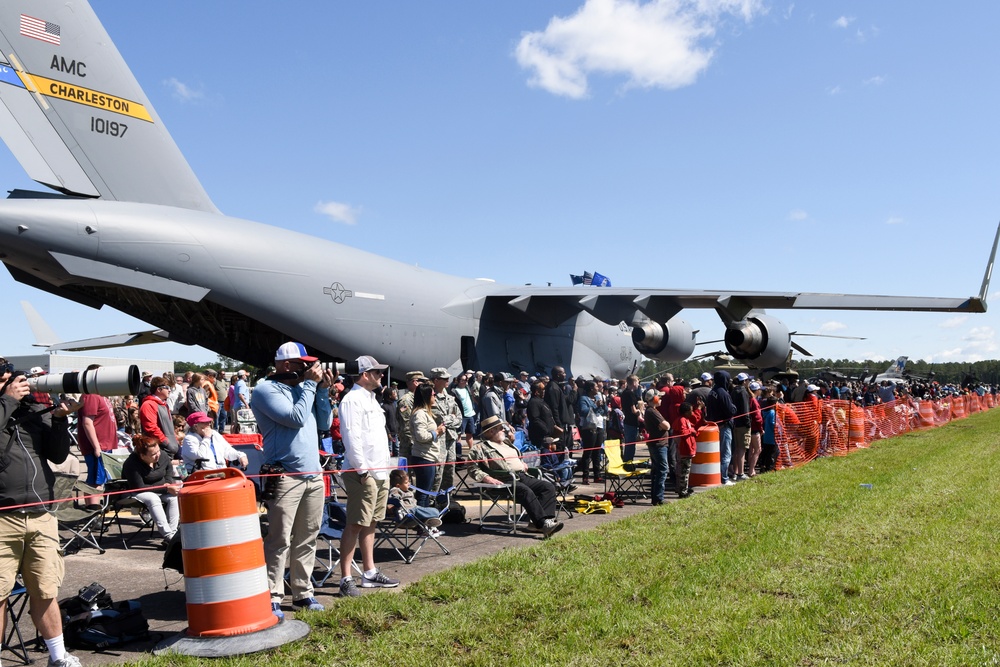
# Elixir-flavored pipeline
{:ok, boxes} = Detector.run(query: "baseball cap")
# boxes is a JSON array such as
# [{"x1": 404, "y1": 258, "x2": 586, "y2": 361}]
[
  {"x1": 357, "y1": 355, "x2": 388, "y2": 373},
  {"x1": 700, "y1": 372, "x2": 713, "y2": 382},
  {"x1": 406, "y1": 370, "x2": 427, "y2": 381},
  {"x1": 186, "y1": 411, "x2": 213, "y2": 427},
  {"x1": 749, "y1": 381, "x2": 761, "y2": 391},
  {"x1": 429, "y1": 367, "x2": 451, "y2": 380},
  {"x1": 28, "y1": 366, "x2": 45, "y2": 376},
  {"x1": 806, "y1": 383, "x2": 820, "y2": 392},
  {"x1": 735, "y1": 372, "x2": 750, "y2": 382},
  {"x1": 275, "y1": 342, "x2": 318, "y2": 363},
  {"x1": 643, "y1": 388, "x2": 661, "y2": 402}
]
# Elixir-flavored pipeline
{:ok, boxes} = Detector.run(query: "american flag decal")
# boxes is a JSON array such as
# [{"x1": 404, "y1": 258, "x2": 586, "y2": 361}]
[{"x1": 20, "y1": 15, "x2": 61, "y2": 46}]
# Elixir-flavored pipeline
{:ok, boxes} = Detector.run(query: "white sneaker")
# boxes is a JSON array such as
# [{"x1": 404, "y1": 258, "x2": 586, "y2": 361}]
[
  {"x1": 49, "y1": 655, "x2": 82, "y2": 667},
  {"x1": 722, "y1": 479, "x2": 735, "y2": 486}
]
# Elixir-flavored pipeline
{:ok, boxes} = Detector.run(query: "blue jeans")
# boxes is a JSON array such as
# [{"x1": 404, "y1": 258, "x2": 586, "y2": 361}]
[
  {"x1": 408, "y1": 455, "x2": 438, "y2": 507},
  {"x1": 718, "y1": 423, "x2": 733, "y2": 482},
  {"x1": 216, "y1": 407, "x2": 228, "y2": 432},
  {"x1": 647, "y1": 444, "x2": 668, "y2": 502},
  {"x1": 622, "y1": 424, "x2": 639, "y2": 463}
]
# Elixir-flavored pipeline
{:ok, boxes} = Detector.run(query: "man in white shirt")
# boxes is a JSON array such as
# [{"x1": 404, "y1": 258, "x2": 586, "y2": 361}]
[
  {"x1": 338, "y1": 355, "x2": 399, "y2": 597},
  {"x1": 180, "y1": 411, "x2": 248, "y2": 473}
]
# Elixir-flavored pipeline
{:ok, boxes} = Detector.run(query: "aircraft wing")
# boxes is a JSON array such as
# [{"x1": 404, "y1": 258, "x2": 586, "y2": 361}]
[
  {"x1": 0, "y1": 2, "x2": 218, "y2": 212},
  {"x1": 41, "y1": 329, "x2": 174, "y2": 352},
  {"x1": 480, "y1": 286, "x2": 988, "y2": 329}
]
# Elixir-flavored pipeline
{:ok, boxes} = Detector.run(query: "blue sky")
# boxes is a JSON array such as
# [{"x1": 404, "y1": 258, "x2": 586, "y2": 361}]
[{"x1": 2, "y1": 0, "x2": 999, "y2": 366}]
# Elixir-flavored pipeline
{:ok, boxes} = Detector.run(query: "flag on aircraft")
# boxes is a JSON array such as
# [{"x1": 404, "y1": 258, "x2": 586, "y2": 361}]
[
  {"x1": 570, "y1": 274, "x2": 585, "y2": 285},
  {"x1": 20, "y1": 15, "x2": 60, "y2": 45}
]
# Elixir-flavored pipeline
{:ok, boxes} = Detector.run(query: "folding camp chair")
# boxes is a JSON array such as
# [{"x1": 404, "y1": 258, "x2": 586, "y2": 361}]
[
  {"x1": 375, "y1": 486, "x2": 452, "y2": 564},
  {"x1": 602, "y1": 439, "x2": 649, "y2": 503},
  {"x1": 474, "y1": 478, "x2": 523, "y2": 534},
  {"x1": 99, "y1": 452, "x2": 155, "y2": 548},
  {"x1": 52, "y1": 474, "x2": 107, "y2": 554},
  {"x1": 313, "y1": 499, "x2": 362, "y2": 585},
  {"x1": 3, "y1": 578, "x2": 31, "y2": 665}
]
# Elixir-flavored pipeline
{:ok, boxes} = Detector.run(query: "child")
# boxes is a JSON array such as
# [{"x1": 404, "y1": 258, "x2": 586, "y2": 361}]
[
  {"x1": 674, "y1": 402, "x2": 698, "y2": 498},
  {"x1": 389, "y1": 469, "x2": 444, "y2": 537}
]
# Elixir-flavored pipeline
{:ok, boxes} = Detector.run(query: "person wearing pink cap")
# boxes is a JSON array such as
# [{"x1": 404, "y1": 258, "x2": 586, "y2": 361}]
[{"x1": 180, "y1": 411, "x2": 248, "y2": 474}]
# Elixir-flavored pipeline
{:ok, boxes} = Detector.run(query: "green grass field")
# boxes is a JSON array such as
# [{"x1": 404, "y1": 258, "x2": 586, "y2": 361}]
[{"x1": 149, "y1": 410, "x2": 1000, "y2": 667}]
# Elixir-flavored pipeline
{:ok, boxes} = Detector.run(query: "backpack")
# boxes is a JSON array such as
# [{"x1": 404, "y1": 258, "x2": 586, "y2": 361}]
[
  {"x1": 60, "y1": 583, "x2": 149, "y2": 650},
  {"x1": 441, "y1": 500, "x2": 467, "y2": 524}
]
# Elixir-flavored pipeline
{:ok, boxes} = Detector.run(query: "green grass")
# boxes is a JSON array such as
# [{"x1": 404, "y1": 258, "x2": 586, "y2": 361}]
[{"x1": 141, "y1": 411, "x2": 1000, "y2": 666}]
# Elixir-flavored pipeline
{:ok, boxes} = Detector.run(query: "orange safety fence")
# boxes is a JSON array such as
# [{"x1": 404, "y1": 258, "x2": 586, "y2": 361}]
[{"x1": 773, "y1": 393, "x2": 998, "y2": 470}]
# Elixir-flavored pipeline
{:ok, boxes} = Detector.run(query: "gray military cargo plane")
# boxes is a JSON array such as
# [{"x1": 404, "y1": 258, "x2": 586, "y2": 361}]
[{"x1": 0, "y1": 1, "x2": 996, "y2": 378}]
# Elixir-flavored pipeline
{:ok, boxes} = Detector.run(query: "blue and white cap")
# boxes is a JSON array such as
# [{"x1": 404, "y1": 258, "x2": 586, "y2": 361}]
[{"x1": 275, "y1": 341, "x2": 317, "y2": 363}]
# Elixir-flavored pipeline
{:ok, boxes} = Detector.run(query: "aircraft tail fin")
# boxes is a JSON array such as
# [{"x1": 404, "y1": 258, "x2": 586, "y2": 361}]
[
  {"x1": 20, "y1": 300, "x2": 60, "y2": 347},
  {"x1": 977, "y1": 220, "x2": 1000, "y2": 309},
  {"x1": 0, "y1": 1, "x2": 218, "y2": 213},
  {"x1": 883, "y1": 356, "x2": 908, "y2": 378}
]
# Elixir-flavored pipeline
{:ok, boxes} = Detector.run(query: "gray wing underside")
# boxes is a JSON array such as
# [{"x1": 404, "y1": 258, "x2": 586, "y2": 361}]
[
  {"x1": 0, "y1": 1, "x2": 218, "y2": 213},
  {"x1": 482, "y1": 287, "x2": 988, "y2": 329}
]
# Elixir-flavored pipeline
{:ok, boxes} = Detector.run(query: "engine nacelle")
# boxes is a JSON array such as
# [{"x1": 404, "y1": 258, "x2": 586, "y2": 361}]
[
  {"x1": 723, "y1": 313, "x2": 791, "y2": 370},
  {"x1": 631, "y1": 317, "x2": 696, "y2": 361}
]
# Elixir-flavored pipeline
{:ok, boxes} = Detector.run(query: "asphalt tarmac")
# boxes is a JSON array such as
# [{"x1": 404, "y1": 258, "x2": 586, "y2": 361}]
[{"x1": 5, "y1": 470, "x2": 675, "y2": 665}]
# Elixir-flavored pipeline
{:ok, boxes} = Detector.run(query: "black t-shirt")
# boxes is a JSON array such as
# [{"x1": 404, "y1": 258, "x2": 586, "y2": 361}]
[
  {"x1": 621, "y1": 387, "x2": 642, "y2": 426},
  {"x1": 644, "y1": 406, "x2": 667, "y2": 445}
]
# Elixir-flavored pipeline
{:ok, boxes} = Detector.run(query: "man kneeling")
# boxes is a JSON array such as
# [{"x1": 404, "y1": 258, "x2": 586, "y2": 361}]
[{"x1": 467, "y1": 415, "x2": 563, "y2": 538}]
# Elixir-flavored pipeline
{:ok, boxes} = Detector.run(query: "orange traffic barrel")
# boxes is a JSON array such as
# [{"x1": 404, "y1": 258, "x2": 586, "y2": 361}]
[
  {"x1": 178, "y1": 468, "x2": 277, "y2": 637},
  {"x1": 952, "y1": 399, "x2": 966, "y2": 420},
  {"x1": 917, "y1": 400, "x2": 935, "y2": 428},
  {"x1": 847, "y1": 405, "x2": 865, "y2": 450},
  {"x1": 690, "y1": 424, "x2": 722, "y2": 488}
]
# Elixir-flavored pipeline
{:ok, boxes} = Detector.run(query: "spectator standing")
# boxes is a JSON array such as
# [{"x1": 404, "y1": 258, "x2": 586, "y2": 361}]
[
  {"x1": 0, "y1": 358, "x2": 83, "y2": 667},
  {"x1": 76, "y1": 364, "x2": 117, "y2": 490},
  {"x1": 339, "y1": 355, "x2": 400, "y2": 597},
  {"x1": 139, "y1": 377, "x2": 180, "y2": 456},
  {"x1": 704, "y1": 371, "x2": 736, "y2": 486},
  {"x1": 250, "y1": 342, "x2": 333, "y2": 617},
  {"x1": 430, "y1": 368, "x2": 462, "y2": 493},
  {"x1": 619, "y1": 375, "x2": 644, "y2": 462},
  {"x1": 643, "y1": 389, "x2": 671, "y2": 505},
  {"x1": 214, "y1": 371, "x2": 230, "y2": 432},
  {"x1": 395, "y1": 371, "x2": 427, "y2": 460}
]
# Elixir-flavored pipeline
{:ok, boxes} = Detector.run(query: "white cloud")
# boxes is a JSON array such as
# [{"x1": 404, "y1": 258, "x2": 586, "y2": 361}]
[
  {"x1": 515, "y1": 0, "x2": 766, "y2": 99},
  {"x1": 833, "y1": 15, "x2": 854, "y2": 28},
  {"x1": 864, "y1": 75, "x2": 886, "y2": 86},
  {"x1": 928, "y1": 347, "x2": 964, "y2": 362},
  {"x1": 164, "y1": 77, "x2": 203, "y2": 102},
  {"x1": 818, "y1": 321, "x2": 847, "y2": 333},
  {"x1": 788, "y1": 209, "x2": 808, "y2": 221},
  {"x1": 885, "y1": 215, "x2": 903, "y2": 225},
  {"x1": 939, "y1": 316, "x2": 968, "y2": 329},
  {"x1": 314, "y1": 200, "x2": 360, "y2": 225},
  {"x1": 964, "y1": 326, "x2": 996, "y2": 344},
  {"x1": 826, "y1": 85, "x2": 842, "y2": 95}
]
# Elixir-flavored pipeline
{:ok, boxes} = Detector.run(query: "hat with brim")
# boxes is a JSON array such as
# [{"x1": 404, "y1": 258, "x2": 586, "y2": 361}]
[
  {"x1": 275, "y1": 341, "x2": 318, "y2": 363},
  {"x1": 186, "y1": 411, "x2": 213, "y2": 427},
  {"x1": 478, "y1": 415, "x2": 505, "y2": 435}
]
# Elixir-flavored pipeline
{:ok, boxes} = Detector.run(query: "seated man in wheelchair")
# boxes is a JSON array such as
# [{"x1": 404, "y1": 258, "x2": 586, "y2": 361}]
[{"x1": 466, "y1": 415, "x2": 564, "y2": 538}]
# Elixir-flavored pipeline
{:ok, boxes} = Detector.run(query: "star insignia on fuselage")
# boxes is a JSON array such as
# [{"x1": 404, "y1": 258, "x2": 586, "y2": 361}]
[{"x1": 324, "y1": 282, "x2": 353, "y2": 304}]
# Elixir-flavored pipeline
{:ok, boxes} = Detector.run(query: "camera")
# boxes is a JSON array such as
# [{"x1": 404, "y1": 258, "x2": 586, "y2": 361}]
[{"x1": 24, "y1": 365, "x2": 140, "y2": 397}]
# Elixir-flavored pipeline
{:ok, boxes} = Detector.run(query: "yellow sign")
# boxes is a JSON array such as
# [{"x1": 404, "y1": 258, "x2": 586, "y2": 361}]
[{"x1": 18, "y1": 72, "x2": 152, "y2": 122}]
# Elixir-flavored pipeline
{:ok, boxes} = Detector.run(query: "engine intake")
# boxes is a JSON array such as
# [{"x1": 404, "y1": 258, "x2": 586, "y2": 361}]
[
  {"x1": 723, "y1": 314, "x2": 790, "y2": 369},
  {"x1": 631, "y1": 317, "x2": 696, "y2": 361}
]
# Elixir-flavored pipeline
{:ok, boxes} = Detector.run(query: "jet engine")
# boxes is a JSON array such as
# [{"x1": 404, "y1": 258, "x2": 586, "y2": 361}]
[
  {"x1": 631, "y1": 317, "x2": 696, "y2": 362},
  {"x1": 723, "y1": 313, "x2": 791, "y2": 369}
]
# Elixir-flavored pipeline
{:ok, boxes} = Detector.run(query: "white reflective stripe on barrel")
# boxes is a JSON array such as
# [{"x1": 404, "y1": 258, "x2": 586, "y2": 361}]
[
  {"x1": 185, "y1": 565, "x2": 268, "y2": 604},
  {"x1": 690, "y1": 463, "x2": 720, "y2": 475},
  {"x1": 696, "y1": 440, "x2": 719, "y2": 453},
  {"x1": 180, "y1": 513, "x2": 260, "y2": 550}
]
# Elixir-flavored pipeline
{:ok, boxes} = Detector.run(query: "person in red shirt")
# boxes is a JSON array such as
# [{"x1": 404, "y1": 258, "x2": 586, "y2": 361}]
[
  {"x1": 139, "y1": 377, "x2": 180, "y2": 457},
  {"x1": 77, "y1": 364, "x2": 118, "y2": 488},
  {"x1": 674, "y1": 402, "x2": 699, "y2": 498}
]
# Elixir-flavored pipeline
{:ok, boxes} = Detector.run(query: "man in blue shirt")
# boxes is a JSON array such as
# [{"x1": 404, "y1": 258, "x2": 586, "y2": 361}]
[{"x1": 251, "y1": 342, "x2": 333, "y2": 618}]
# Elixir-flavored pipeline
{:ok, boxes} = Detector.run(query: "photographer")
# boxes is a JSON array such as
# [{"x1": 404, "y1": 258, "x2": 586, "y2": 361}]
[
  {"x1": 0, "y1": 357, "x2": 83, "y2": 667},
  {"x1": 250, "y1": 342, "x2": 333, "y2": 618}
]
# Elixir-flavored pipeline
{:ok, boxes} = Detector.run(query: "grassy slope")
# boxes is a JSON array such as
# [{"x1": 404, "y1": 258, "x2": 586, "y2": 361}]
[{"x1": 151, "y1": 411, "x2": 1000, "y2": 667}]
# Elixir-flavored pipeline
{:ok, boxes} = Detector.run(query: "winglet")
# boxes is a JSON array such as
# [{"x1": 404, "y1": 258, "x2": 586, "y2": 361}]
[
  {"x1": 977, "y1": 219, "x2": 1000, "y2": 310},
  {"x1": 20, "y1": 301, "x2": 60, "y2": 347}
]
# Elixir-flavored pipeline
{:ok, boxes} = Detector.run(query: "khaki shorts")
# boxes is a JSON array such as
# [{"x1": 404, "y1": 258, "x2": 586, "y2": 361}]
[
  {"x1": 0, "y1": 512, "x2": 65, "y2": 599},
  {"x1": 341, "y1": 471, "x2": 388, "y2": 526}
]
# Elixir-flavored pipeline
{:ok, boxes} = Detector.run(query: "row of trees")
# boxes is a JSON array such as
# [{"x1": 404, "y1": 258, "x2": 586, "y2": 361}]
[{"x1": 641, "y1": 357, "x2": 1000, "y2": 386}]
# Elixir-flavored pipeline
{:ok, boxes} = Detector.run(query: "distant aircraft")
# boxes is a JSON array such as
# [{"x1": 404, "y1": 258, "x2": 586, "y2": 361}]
[
  {"x1": 813, "y1": 356, "x2": 927, "y2": 386},
  {"x1": 0, "y1": 1, "x2": 996, "y2": 378}
]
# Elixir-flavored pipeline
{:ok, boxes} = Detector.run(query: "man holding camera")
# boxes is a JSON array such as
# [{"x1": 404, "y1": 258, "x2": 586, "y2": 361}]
[
  {"x1": 0, "y1": 357, "x2": 83, "y2": 667},
  {"x1": 251, "y1": 342, "x2": 333, "y2": 618}
]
